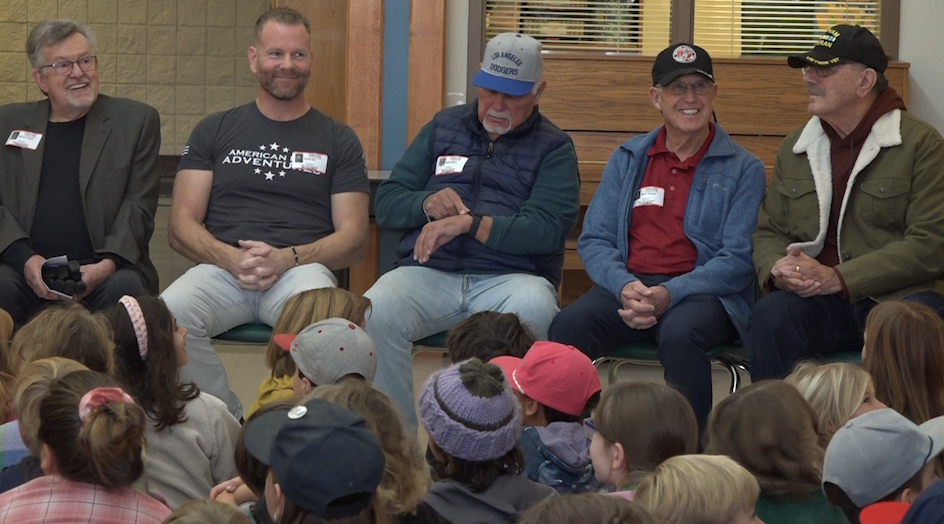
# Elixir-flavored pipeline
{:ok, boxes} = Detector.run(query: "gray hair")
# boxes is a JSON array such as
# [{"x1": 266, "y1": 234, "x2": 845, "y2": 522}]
[
  {"x1": 255, "y1": 6, "x2": 311, "y2": 41},
  {"x1": 26, "y1": 19, "x2": 97, "y2": 71}
]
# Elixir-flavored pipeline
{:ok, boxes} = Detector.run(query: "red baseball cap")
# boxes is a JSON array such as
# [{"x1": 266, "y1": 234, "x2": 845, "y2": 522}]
[
  {"x1": 860, "y1": 502, "x2": 911, "y2": 524},
  {"x1": 490, "y1": 341, "x2": 601, "y2": 417}
]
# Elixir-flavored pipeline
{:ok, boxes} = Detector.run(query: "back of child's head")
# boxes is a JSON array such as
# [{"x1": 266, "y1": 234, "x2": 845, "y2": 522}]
[
  {"x1": 823, "y1": 408, "x2": 944, "y2": 522},
  {"x1": 491, "y1": 341, "x2": 601, "y2": 424},
  {"x1": 0, "y1": 313, "x2": 15, "y2": 422},
  {"x1": 38, "y1": 369, "x2": 146, "y2": 488},
  {"x1": 266, "y1": 288, "x2": 371, "y2": 378},
  {"x1": 446, "y1": 311, "x2": 535, "y2": 363},
  {"x1": 10, "y1": 302, "x2": 114, "y2": 375},
  {"x1": 14, "y1": 357, "x2": 89, "y2": 457},
  {"x1": 517, "y1": 493, "x2": 655, "y2": 524},
  {"x1": 863, "y1": 300, "x2": 944, "y2": 424},
  {"x1": 236, "y1": 399, "x2": 295, "y2": 496},
  {"x1": 786, "y1": 361, "x2": 882, "y2": 447},
  {"x1": 592, "y1": 382, "x2": 697, "y2": 486},
  {"x1": 104, "y1": 295, "x2": 199, "y2": 431},
  {"x1": 242, "y1": 398, "x2": 384, "y2": 524},
  {"x1": 274, "y1": 318, "x2": 377, "y2": 396},
  {"x1": 162, "y1": 499, "x2": 252, "y2": 524},
  {"x1": 418, "y1": 358, "x2": 524, "y2": 492},
  {"x1": 634, "y1": 454, "x2": 760, "y2": 524},
  {"x1": 305, "y1": 381, "x2": 431, "y2": 520},
  {"x1": 705, "y1": 380, "x2": 823, "y2": 499}
]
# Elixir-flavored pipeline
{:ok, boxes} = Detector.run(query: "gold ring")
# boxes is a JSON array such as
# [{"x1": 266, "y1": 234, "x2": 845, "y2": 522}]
[{"x1": 796, "y1": 265, "x2": 801, "y2": 273}]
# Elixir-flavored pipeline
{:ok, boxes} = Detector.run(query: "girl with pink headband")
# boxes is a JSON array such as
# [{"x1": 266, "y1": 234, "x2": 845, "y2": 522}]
[
  {"x1": 104, "y1": 295, "x2": 240, "y2": 509},
  {"x1": 0, "y1": 370, "x2": 171, "y2": 523}
]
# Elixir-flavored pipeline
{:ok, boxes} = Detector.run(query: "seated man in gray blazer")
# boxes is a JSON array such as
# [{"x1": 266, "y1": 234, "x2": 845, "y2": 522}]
[{"x1": 0, "y1": 19, "x2": 161, "y2": 326}]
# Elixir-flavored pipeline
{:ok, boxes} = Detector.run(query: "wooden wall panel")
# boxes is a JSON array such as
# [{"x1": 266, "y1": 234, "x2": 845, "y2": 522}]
[
  {"x1": 347, "y1": 0, "x2": 384, "y2": 169},
  {"x1": 406, "y1": 0, "x2": 446, "y2": 145}
]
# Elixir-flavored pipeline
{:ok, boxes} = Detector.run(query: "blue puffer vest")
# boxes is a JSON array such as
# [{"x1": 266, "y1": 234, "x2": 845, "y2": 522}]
[{"x1": 396, "y1": 100, "x2": 572, "y2": 287}]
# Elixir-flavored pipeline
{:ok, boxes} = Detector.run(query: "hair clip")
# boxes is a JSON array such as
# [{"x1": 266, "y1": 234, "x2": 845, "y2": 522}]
[
  {"x1": 119, "y1": 295, "x2": 148, "y2": 361},
  {"x1": 79, "y1": 387, "x2": 135, "y2": 421}
]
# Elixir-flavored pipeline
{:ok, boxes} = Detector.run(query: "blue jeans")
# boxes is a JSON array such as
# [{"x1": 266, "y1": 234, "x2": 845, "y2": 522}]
[
  {"x1": 364, "y1": 266, "x2": 559, "y2": 427},
  {"x1": 161, "y1": 263, "x2": 337, "y2": 418},
  {"x1": 549, "y1": 282, "x2": 736, "y2": 429},
  {"x1": 748, "y1": 291, "x2": 944, "y2": 381}
]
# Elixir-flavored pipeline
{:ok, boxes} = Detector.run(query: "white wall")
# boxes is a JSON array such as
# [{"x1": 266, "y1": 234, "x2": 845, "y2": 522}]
[
  {"x1": 445, "y1": 0, "x2": 470, "y2": 107},
  {"x1": 899, "y1": 0, "x2": 944, "y2": 132}
]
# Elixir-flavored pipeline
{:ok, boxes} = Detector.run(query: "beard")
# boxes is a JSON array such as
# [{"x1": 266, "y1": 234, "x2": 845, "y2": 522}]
[
  {"x1": 482, "y1": 109, "x2": 513, "y2": 135},
  {"x1": 257, "y1": 66, "x2": 310, "y2": 101}
]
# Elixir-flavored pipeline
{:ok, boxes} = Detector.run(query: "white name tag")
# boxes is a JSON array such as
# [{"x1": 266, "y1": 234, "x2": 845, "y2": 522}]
[
  {"x1": 633, "y1": 186, "x2": 665, "y2": 208},
  {"x1": 290, "y1": 151, "x2": 328, "y2": 174},
  {"x1": 6, "y1": 130, "x2": 42, "y2": 150},
  {"x1": 434, "y1": 155, "x2": 469, "y2": 176}
]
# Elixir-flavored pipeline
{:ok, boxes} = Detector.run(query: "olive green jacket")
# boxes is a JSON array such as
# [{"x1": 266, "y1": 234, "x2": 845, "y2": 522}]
[{"x1": 753, "y1": 109, "x2": 944, "y2": 303}]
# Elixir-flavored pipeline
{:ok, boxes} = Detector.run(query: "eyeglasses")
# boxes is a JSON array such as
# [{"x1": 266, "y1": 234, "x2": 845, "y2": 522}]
[
  {"x1": 661, "y1": 79, "x2": 713, "y2": 96},
  {"x1": 40, "y1": 56, "x2": 98, "y2": 76},
  {"x1": 801, "y1": 64, "x2": 841, "y2": 78}
]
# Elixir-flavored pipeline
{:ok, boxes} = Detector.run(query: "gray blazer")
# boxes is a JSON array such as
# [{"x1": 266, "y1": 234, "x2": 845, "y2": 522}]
[{"x1": 0, "y1": 94, "x2": 161, "y2": 293}]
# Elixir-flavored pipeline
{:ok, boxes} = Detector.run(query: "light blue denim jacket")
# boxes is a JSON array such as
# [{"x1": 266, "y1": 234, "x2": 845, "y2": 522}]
[{"x1": 577, "y1": 124, "x2": 766, "y2": 339}]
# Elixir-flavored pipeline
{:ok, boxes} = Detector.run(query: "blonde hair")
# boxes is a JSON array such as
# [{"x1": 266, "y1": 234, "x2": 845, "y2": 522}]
[
  {"x1": 266, "y1": 288, "x2": 371, "y2": 376},
  {"x1": 786, "y1": 361, "x2": 872, "y2": 445},
  {"x1": 14, "y1": 357, "x2": 90, "y2": 456},
  {"x1": 0, "y1": 310, "x2": 14, "y2": 422},
  {"x1": 635, "y1": 455, "x2": 759, "y2": 524},
  {"x1": 163, "y1": 499, "x2": 252, "y2": 524},
  {"x1": 10, "y1": 303, "x2": 114, "y2": 375},
  {"x1": 303, "y1": 381, "x2": 430, "y2": 524}
]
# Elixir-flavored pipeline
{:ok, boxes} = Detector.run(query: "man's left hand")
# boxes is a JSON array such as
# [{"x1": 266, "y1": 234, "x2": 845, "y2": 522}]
[
  {"x1": 618, "y1": 284, "x2": 671, "y2": 330},
  {"x1": 75, "y1": 259, "x2": 117, "y2": 300},
  {"x1": 413, "y1": 215, "x2": 471, "y2": 264},
  {"x1": 236, "y1": 240, "x2": 293, "y2": 291},
  {"x1": 771, "y1": 245, "x2": 841, "y2": 297}
]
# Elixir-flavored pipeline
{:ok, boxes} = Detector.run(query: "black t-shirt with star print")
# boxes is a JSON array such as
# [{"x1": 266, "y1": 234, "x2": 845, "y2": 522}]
[{"x1": 177, "y1": 101, "x2": 368, "y2": 248}]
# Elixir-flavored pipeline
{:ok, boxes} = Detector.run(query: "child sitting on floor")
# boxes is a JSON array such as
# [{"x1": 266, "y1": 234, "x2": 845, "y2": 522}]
[
  {"x1": 446, "y1": 311, "x2": 534, "y2": 363},
  {"x1": 490, "y1": 341, "x2": 601, "y2": 493}
]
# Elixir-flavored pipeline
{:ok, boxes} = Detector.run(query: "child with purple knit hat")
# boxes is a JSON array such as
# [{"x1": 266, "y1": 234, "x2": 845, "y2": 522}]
[{"x1": 419, "y1": 358, "x2": 556, "y2": 523}]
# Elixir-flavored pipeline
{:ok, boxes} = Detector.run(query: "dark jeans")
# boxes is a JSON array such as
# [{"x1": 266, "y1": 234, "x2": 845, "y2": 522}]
[
  {"x1": 747, "y1": 290, "x2": 944, "y2": 381},
  {"x1": 549, "y1": 280, "x2": 737, "y2": 429},
  {"x1": 0, "y1": 263, "x2": 147, "y2": 327}
]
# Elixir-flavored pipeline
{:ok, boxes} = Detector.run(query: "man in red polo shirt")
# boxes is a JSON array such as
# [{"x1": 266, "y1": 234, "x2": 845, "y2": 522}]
[{"x1": 549, "y1": 43, "x2": 767, "y2": 428}]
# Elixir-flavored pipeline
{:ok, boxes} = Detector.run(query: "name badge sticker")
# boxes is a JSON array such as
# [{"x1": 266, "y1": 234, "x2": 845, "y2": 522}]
[
  {"x1": 434, "y1": 155, "x2": 469, "y2": 176},
  {"x1": 6, "y1": 130, "x2": 42, "y2": 150},
  {"x1": 633, "y1": 186, "x2": 665, "y2": 208},
  {"x1": 290, "y1": 151, "x2": 328, "y2": 174}
]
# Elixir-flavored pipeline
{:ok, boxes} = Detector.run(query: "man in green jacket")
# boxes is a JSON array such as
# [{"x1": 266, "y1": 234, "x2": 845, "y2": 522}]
[{"x1": 749, "y1": 25, "x2": 944, "y2": 380}]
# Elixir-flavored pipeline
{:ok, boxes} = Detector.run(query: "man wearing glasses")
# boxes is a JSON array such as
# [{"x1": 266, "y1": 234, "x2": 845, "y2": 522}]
[
  {"x1": 0, "y1": 20, "x2": 161, "y2": 326},
  {"x1": 549, "y1": 43, "x2": 766, "y2": 429},
  {"x1": 750, "y1": 25, "x2": 944, "y2": 379}
]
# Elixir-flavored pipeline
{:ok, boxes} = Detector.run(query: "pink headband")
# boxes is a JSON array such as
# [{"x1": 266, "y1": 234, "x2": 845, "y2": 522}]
[
  {"x1": 118, "y1": 295, "x2": 148, "y2": 361},
  {"x1": 78, "y1": 387, "x2": 135, "y2": 422}
]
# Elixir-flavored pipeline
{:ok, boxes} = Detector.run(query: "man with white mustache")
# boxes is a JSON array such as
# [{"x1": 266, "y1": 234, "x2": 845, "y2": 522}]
[
  {"x1": 549, "y1": 43, "x2": 766, "y2": 430},
  {"x1": 162, "y1": 7, "x2": 369, "y2": 418},
  {"x1": 364, "y1": 33, "x2": 580, "y2": 426},
  {"x1": 0, "y1": 20, "x2": 161, "y2": 326},
  {"x1": 750, "y1": 25, "x2": 944, "y2": 380}
]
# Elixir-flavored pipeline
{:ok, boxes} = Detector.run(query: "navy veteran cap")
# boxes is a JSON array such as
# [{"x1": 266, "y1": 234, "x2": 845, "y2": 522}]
[
  {"x1": 788, "y1": 25, "x2": 888, "y2": 73},
  {"x1": 652, "y1": 43, "x2": 714, "y2": 86}
]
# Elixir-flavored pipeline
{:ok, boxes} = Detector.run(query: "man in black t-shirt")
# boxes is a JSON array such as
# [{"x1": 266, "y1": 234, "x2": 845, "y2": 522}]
[
  {"x1": 0, "y1": 20, "x2": 161, "y2": 326},
  {"x1": 161, "y1": 7, "x2": 369, "y2": 417}
]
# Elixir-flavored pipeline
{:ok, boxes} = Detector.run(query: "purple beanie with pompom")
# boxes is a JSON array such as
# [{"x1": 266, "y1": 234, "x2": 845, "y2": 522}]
[{"x1": 418, "y1": 358, "x2": 522, "y2": 462}]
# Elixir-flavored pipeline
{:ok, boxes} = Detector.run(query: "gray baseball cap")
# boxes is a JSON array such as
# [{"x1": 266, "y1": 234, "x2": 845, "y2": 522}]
[
  {"x1": 274, "y1": 318, "x2": 377, "y2": 386},
  {"x1": 823, "y1": 408, "x2": 944, "y2": 508}
]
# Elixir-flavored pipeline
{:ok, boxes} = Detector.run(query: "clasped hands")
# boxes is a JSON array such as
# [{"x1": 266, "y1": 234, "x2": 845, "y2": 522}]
[
  {"x1": 619, "y1": 280, "x2": 672, "y2": 330},
  {"x1": 230, "y1": 240, "x2": 294, "y2": 291},
  {"x1": 414, "y1": 188, "x2": 473, "y2": 264},
  {"x1": 770, "y1": 245, "x2": 841, "y2": 297}
]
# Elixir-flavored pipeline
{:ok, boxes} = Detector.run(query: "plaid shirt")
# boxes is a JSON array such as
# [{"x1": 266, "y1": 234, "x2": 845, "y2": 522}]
[{"x1": 0, "y1": 474, "x2": 171, "y2": 523}]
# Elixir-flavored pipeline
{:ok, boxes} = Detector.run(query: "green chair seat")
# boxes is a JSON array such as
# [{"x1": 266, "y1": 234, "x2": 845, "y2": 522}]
[
  {"x1": 815, "y1": 351, "x2": 863, "y2": 365},
  {"x1": 594, "y1": 341, "x2": 748, "y2": 394},
  {"x1": 213, "y1": 323, "x2": 273, "y2": 344}
]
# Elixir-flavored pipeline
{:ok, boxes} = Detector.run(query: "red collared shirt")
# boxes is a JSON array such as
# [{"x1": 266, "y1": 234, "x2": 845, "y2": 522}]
[
  {"x1": 626, "y1": 123, "x2": 715, "y2": 276},
  {"x1": 0, "y1": 474, "x2": 171, "y2": 524}
]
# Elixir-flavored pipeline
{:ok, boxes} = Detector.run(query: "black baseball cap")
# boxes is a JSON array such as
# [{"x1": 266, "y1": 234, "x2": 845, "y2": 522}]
[
  {"x1": 652, "y1": 43, "x2": 714, "y2": 86},
  {"x1": 788, "y1": 25, "x2": 888, "y2": 73},
  {"x1": 243, "y1": 398, "x2": 385, "y2": 519}
]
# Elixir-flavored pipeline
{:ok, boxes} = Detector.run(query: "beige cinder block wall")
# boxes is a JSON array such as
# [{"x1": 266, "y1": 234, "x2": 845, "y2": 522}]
[{"x1": 0, "y1": 0, "x2": 270, "y2": 155}]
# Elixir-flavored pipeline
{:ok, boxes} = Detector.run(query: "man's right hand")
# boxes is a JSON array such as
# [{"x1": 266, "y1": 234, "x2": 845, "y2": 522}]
[
  {"x1": 618, "y1": 280, "x2": 657, "y2": 330},
  {"x1": 423, "y1": 188, "x2": 470, "y2": 220},
  {"x1": 23, "y1": 254, "x2": 60, "y2": 301}
]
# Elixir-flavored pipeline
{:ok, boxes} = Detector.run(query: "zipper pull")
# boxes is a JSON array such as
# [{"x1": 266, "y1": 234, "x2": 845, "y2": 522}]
[{"x1": 487, "y1": 142, "x2": 493, "y2": 159}]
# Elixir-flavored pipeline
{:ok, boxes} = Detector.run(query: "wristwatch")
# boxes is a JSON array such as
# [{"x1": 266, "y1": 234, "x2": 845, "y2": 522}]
[{"x1": 467, "y1": 213, "x2": 482, "y2": 238}]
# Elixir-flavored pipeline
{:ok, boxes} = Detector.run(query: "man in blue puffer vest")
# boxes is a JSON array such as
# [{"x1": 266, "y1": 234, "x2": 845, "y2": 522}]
[
  {"x1": 549, "y1": 43, "x2": 766, "y2": 429},
  {"x1": 365, "y1": 33, "x2": 580, "y2": 426}
]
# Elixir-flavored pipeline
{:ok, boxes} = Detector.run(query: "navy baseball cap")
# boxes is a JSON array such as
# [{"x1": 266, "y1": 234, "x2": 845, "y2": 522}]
[
  {"x1": 788, "y1": 25, "x2": 888, "y2": 73},
  {"x1": 652, "y1": 43, "x2": 714, "y2": 86}
]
